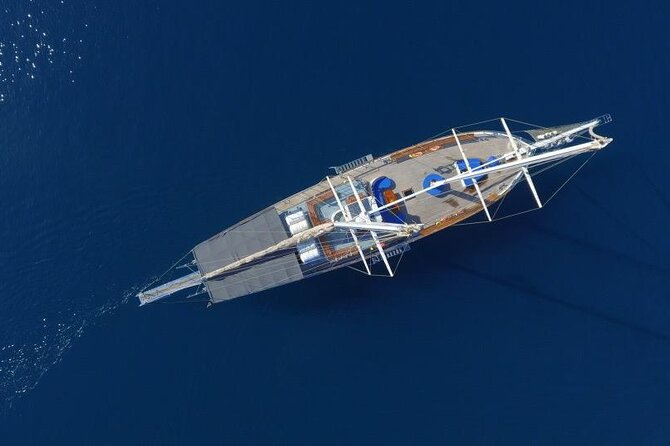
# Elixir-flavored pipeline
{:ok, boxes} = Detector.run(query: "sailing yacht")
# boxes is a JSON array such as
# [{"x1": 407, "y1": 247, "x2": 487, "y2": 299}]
[{"x1": 138, "y1": 116, "x2": 613, "y2": 306}]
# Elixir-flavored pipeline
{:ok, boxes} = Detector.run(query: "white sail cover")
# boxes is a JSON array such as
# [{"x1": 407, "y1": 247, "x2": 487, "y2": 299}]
[{"x1": 193, "y1": 207, "x2": 303, "y2": 302}]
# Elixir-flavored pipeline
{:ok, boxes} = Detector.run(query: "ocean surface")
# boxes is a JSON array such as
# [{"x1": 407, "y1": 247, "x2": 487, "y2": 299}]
[{"x1": 1, "y1": 1, "x2": 669, "y2": 444}]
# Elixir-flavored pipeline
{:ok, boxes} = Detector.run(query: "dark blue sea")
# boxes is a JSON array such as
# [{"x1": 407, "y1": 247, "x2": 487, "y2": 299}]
[{"x1": 1, "y1": 1, "x2": 669, "y2": 444}]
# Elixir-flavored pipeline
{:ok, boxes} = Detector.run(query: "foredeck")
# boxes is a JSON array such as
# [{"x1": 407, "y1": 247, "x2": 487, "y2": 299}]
[{"x1": 349, "y1": 132, "x2": 522, "y2": 234}]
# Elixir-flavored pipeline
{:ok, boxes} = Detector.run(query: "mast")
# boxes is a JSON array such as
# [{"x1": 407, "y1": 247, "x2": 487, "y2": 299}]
[
  {"x1": 452, "y1": 129, "x2": 492, "y2": 221},
  {"x1": 326, "y1": 176, "x2": 371, "y2": 275},
  {"x1": 327, "y1": 175, "x2": 421, "y2": 277},
  {"x1": 501, "y1": 118, "x2": 542, "y2": 208},
  {"x1": 347, "y1": 175, "x2": 394, "y2": 276}
]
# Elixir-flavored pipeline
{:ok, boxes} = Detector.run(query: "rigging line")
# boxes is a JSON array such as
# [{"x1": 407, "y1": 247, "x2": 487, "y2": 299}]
[
  {"x1": 529, "y1": 153, "x2": 581, "y2": 177},
  {"x1": 504, "y1": 154, "x2": 578, "y2": 200},
  {"x1": 525, "y1": 155, "x2": 577, "y2": 173},
  {"x1": 413, "y1": 117, "x2": 504, "y2": 148},
  {"x1": 462, "y1": 154, "x2": 596, "y2": 226},
  {"x1": 505, "y1": 155, "x2": 580, "y2": 217},
  {"x1": 505, "y1": 117, "x2": 596, "y2": 144},
  {"x1": 507, "y1": 116, "x2": 601, "y2": 139},
  {"x1": 451, "y1": 219, "x2": 492, "y2": 227},
  {"x1": 455, "y1": 153, "x2": 586, "y2": 226},
  {"x1": 347, "y1": 264, "x2": 371, "y2": 275},
  {"x1": 453, "y1": 117, "x2": 505, "y2": 130},
  {"x1": 141, "y1": 250, "x2": 193, "y2": 292},
  {"x1": 491, "y1": 186, "x2": 511, "y2": 220},
  {"x1": 503, "y1": 117, "x2": 550, "y2": 130},
  {"x1": 544, "y1": 151, "x2": 596, "y2": 205},
  {"x1": 486, "y1": 207, "x2": 541, "y2": 223},
  {"x1": 391, "y1": 242, "x2": 408, "y2": 276},
  {"x1": 445, "y1": 176, "x2": 523, "y2": 227},
  {"x1": 347, "y1": 240, "x2": 410, "y2": 278}
]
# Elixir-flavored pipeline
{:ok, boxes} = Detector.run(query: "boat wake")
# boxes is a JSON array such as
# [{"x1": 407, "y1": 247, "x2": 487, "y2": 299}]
[{"x1": 0, "y1": 287, "x2": 135, "y2": 413}]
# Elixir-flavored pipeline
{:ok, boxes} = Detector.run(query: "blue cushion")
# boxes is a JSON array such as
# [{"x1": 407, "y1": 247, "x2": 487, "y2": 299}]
[{"x1": 423, "y1": 173, "x2": 448, "y2": 197}]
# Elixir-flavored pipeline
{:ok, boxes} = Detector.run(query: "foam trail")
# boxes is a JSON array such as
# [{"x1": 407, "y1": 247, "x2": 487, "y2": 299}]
[
  {"x1": 0, "y1": 0, "x2": 99, "y2": 413},
  {"x1": 0, "y1": 287, "x2": 136, "y2": 413}
]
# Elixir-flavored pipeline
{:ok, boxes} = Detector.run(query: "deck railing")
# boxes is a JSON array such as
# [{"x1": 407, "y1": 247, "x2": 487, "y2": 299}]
[{"x1": 331, "y1": 154, "x2": 374, "y2": 174}]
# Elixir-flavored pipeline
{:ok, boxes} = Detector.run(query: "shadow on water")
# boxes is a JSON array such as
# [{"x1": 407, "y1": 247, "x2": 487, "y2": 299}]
[
  {"x1": 574, "y1": 185, "x2": 660, "y2": 255},
  {"x1": 530, "y1": 223, "x2": 670, "y2": 277},
  {"x1": 259, "y1": 266, "x2": 390, "y2": 315},
  {"x1": 260, "y1": 211, "x2": 670, "y2": 343},
  {"x1": 260, "y1": 174, "x2": 670, "y2": 337},
  {"x1": 442, "y1": 260, "x2": 670, "y2": 343},
  {"x1": 632, "y1": 161, "x2": 670, "y2": 216},
  {"x1": 0, "y1": 289, "x2": 136, "y2": 414}
]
